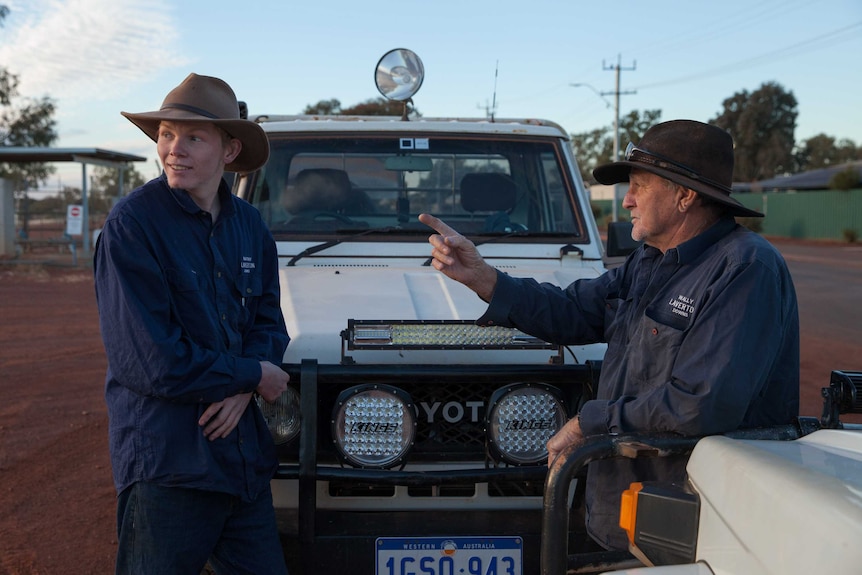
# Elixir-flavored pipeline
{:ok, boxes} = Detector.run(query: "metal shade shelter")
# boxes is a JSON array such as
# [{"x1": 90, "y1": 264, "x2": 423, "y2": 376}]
[{"x1": 0, "y1": 147, "x2": 146, "y2": 256}]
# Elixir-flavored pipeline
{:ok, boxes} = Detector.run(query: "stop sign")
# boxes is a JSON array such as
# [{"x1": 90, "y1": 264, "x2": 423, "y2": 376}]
[{"x1": 66, "y1": 204, "x2": 83, "y2": 235}]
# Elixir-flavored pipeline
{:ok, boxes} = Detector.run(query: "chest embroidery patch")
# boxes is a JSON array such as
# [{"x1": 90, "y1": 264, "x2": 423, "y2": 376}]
[
  {"x1": 667, "y1": 294, "x2": 695, "y2": 319},
  {"x1": 241, "y1": 255, "x2": 256, "y2": 274}
]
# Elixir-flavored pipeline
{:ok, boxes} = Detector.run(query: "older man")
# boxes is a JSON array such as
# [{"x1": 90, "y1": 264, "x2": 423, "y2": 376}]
[{"x1": 419, "y1": 119, "x2": 799, "y2": 551}]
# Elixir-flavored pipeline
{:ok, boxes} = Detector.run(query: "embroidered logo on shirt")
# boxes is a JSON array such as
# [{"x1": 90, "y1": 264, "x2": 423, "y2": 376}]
[
  {"x1": 667, "y1": 294, "x2": 695, "y2": 318},
  {"x1": 241, "y1": 256, "x2": 256, "y2": 274}
]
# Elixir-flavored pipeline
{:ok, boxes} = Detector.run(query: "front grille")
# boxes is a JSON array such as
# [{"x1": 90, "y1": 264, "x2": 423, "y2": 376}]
[
  {"x1": 277, "y1": 362, "x2": 597, "y2": 465},
  {"x1": 409, "y1": 379, "x2": 498, "y2": 451},
  {"x1": 313, "y1": 378, "x2": 498, "y2": 461}
]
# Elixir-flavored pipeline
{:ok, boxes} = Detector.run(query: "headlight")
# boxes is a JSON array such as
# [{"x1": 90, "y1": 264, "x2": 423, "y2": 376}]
[
  {"x1": 256, "y1": 386, "x2": 301, "y2": 445},
  {"x1": 331, "y1": 384, "x2": 416, "y2": 468},
  {"x1": 486, "y1": 383, "x2": 567, "y2": 465}
]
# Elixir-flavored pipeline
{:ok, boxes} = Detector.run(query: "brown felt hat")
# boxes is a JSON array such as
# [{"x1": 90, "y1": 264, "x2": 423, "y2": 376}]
[
  {"x1": 593, "y1": 119, "x2": 763, "y2": 218},
  {"x1": 121, "y1": 73, "x2": 269, "y2": 173}
]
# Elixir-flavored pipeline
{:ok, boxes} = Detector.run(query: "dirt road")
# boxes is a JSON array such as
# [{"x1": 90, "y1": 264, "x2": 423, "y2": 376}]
[{"x1": 0, "y1": 238, "x2": 859, "y2": 574}]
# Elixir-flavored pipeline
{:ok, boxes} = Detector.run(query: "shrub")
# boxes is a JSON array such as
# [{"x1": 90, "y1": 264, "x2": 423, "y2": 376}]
[
  {"x1": 737, "y1": 217, "x2": 763, "y2": 233},
  {"x1": 829, "y1": 167, "x2": 861, "y2": 191}
]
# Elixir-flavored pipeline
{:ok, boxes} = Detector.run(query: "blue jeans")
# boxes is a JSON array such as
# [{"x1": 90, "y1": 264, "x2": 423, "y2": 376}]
[{"x1": 116, "y1": 482, "x2": 288, "y2": 575}]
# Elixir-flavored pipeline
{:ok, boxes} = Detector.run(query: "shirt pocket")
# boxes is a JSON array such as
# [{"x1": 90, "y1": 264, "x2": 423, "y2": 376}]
[
  {"x1": 165, "y1": 268, "x2": 201, "y2": 293},
  {"x1": 628, "y1": 312, "x2": 686, "y2": 388},
  {"x1": 234, "y1": 271, "x2": 263, "y2": 328},
  {"x1": 234, "y1": 271, "x2": 263, "y2": 300},
  {"x1": 165, "y1": 268, "x2": 204, "y2": 322}
]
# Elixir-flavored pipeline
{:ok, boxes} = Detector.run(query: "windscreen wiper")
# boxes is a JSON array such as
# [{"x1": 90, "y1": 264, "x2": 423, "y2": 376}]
[
  {"x1": 421, "y1": 230, "x2": 528, "y2": 266},
  {"x1": 287, "y1": 227, "x2": 400, "y2": 266}
]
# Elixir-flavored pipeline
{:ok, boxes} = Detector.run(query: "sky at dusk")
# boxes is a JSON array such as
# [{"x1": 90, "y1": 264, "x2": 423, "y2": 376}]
[{"x1": 2, "y1": 0, "x2": 860, "y2": 192}]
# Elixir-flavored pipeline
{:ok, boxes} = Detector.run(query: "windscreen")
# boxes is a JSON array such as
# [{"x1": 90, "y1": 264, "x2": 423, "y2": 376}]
[{"x1": 246, "y1": 134, "x2": 584, "y2": 239}]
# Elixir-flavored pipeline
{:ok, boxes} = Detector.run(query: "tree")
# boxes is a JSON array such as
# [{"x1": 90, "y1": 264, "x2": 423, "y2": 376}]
[
  {"x1": 795, "y1": 133, "x2": 861, "y2": 171},
  {"x1": 711, "y1": 82, "x2": 797, "y2": 182},
  {"x1": 88, "y1": 162, "x2": 147, "y2": 212},
  {"x1": 570, "y1": 109, "x2": 662, "y2": 185},
  {"x1": 303, "y1": 98, "x2": 342, "y2": 115},
  {"x1": 0, "y1": 6, "x2": 59, "y2": 189},
  {"x1": 303, "y1": 97, "x2": 421, "y2": 118}
]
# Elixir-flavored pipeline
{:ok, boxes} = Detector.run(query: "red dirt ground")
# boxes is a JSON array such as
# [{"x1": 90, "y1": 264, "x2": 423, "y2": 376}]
[{"x1": 0, "y1": 241, "x2": 858, "y2": 574}]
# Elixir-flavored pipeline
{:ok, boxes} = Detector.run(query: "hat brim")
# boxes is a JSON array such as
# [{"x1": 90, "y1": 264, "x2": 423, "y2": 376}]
[
  {"x1": 121, "y1": 108, "x2": 269, "y2": 173},
  {"x1": 593, "y1": 160, "x2": 764, "y2": 218}
]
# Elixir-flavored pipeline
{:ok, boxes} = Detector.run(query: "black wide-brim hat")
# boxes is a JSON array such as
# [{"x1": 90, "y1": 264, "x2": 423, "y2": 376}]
[
  {"x1": 121, "y1": 73, "x2": 269, "y2": 173},
  {"x1": 593, "y1": 119, "x2": 763, "y2": 218}
]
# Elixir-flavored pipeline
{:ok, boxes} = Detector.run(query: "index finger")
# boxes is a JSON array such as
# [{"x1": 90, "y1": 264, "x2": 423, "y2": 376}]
[
  {"x1": 418, "y1": 213, "x2": 460, "y2": 237},
  {"x1": 198, "y1": 402, "x2": 222, "y2": 427}
]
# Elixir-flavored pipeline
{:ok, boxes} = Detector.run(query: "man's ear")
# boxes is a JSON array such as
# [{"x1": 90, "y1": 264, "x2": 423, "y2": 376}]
[
  {"x1": 224, "y1": 138, "x2": 242, "y2": 165},
  {"x1": 679, "y1": 187, "x2": 698, "y2": 212}
]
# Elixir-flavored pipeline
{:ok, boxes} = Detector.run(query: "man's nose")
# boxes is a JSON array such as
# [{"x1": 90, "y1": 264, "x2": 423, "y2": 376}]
[
  {"x1": 622, "y1": 187, "x2": 635, "y2": 209},
  {"x1": 168, "y1": 139, "x2": 186, "y2": 156}
]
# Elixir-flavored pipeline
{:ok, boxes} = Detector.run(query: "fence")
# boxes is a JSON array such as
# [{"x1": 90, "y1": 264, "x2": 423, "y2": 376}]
[
  {"x1": 9, "y1": 189, "x2": 862, "y2": 259},
  {"x1": 12, "y1": 209, "x2": 108, "y2": 255},
  {"x1": 591, "y1": 188, "x2": 862, "y2": 242}
]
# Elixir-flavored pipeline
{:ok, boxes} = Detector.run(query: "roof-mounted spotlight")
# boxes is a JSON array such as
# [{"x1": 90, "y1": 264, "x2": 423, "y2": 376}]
[{"x1": 375, "y1": 48, "x2": 424, "y2": 121}]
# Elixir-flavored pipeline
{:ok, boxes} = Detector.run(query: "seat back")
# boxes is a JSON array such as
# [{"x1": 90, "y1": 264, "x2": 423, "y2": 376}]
[
  {"x1": 285, "y1": 168, "x2": 353, "y2": 214},
  {"x1": 460, "y1": 173, "x2": 517, "y2": 214}
]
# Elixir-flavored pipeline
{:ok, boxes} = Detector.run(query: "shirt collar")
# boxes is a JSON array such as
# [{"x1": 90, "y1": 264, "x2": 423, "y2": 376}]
[
  {"x1": 160, "y1": 172, "x2": 236, "y2": 219},
  {"x1": 671, "y1": 217, "x2": 737, "y2": 264}
]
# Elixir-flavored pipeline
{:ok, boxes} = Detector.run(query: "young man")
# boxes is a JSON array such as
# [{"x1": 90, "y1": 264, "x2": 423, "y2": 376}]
[
  {"x1": 94, "y1": 73, "x2": 289, "y2": 574},
  {"x1": 419, "y1": 119, "x2": 799, "y2": 551}
]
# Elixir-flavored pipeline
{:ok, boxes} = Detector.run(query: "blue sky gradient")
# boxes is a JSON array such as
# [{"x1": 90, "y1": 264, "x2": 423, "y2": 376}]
[{"x1": 2, "y1": 0, "x2": 860, "y2": 190}]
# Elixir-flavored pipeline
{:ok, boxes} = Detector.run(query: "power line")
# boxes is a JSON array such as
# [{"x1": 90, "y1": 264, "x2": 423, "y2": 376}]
[
  {"x1": 630, "y1": 0, "x2": 811, "y2": 62},
  {"x1": 634, "y1": 20, "x2": 862, "y2": 91}
]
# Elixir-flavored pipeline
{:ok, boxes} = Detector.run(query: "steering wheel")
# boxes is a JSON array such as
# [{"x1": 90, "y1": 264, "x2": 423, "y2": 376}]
[{"x1": 308, "y1": 211, "x2": 355, "y2": 225}]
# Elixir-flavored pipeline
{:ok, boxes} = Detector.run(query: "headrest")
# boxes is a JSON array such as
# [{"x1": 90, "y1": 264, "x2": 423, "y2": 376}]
[
  {"x1": 460, "y1": 173, "x2": 517, "y2": 213},
  {"x1": 286, "y1": 168, "x2": 352, "y2": 212}
]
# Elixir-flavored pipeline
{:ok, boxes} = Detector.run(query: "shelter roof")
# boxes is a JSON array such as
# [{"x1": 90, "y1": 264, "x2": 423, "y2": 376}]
[{"x1": 0, "y1": 147, "x2": 145, "y2": 164}]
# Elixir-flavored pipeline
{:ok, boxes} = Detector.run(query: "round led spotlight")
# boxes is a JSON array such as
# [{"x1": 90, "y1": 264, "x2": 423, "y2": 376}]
[
  {"x1": 486, "y1": 383, "x2": 568, "y2": 465},
  {"x1": 332, "y1": 384, "x2": 416, "y2": 468},
  {"x1": 256, "y1": 386, "x2": 301, "y2": 445},
  {"x1": 375, "y1": 48, "x2": 424, "y2": 102}
]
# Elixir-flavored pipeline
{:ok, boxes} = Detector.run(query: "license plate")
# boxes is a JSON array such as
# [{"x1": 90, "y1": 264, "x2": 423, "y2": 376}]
[{"x1": 376, "y1": 536, "x2": 522, "y2": 575}]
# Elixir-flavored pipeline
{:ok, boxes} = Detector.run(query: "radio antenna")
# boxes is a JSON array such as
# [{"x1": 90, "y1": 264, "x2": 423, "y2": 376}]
[
  {"x1": 491, "y1": 60, "x2": 498, "y2": 121},
  {"x1": 477, "y1": 61, "x2": 500, "y2": 121}
]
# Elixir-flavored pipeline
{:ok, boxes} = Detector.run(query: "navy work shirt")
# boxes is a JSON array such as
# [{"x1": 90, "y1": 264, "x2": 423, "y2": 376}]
[
  {"x1": 94, "y1": 174, "x2": 289, "y2": 502},
  {"x1": 478, "y1": 217, "x2": 799, "y2": 550}
]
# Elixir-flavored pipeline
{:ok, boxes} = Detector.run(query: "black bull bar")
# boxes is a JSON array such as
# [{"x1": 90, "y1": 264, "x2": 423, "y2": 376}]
[{"x1": 270, "y1": 359, "x2": 818, "y2": 574}]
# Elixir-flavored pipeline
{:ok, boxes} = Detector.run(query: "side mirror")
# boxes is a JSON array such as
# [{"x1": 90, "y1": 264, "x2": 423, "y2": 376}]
[{"x1": 606, "y1": 221, "x2": 641, "y2": 257}]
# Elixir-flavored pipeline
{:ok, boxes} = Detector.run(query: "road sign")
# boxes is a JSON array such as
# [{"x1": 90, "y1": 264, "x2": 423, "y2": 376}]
[{"x1": 66, "y1": 204, "x2": 83, "y2": 236}]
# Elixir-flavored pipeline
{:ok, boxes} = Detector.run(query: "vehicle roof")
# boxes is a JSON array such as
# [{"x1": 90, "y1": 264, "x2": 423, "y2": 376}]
[{"x1": 250, "y1": 114, "x2": 571, "y2": 140}]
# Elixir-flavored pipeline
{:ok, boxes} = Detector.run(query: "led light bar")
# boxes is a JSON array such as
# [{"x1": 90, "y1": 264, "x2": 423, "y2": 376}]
[{"x1": 345, "y1": 319, "x2": 554, "y2": 350}]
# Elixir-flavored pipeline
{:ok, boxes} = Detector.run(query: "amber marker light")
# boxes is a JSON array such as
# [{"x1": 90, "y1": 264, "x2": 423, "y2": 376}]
[{"x1": 619, "y1": 482, "x2": 644, "y2": 545}]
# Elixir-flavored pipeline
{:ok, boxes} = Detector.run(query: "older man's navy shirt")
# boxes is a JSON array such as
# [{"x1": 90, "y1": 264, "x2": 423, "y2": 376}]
[
  {"x1": 94, "y1": 174, "x2": 289, "y2": 502},
  {"x1": 479, "y1": 217, "x2": 799, "y2": 550}
]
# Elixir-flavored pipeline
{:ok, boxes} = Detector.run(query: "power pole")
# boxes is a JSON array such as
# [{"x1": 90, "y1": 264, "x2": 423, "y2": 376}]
[{"x1": 601, "y1": 55, "x2": 636, "y2": 222}]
